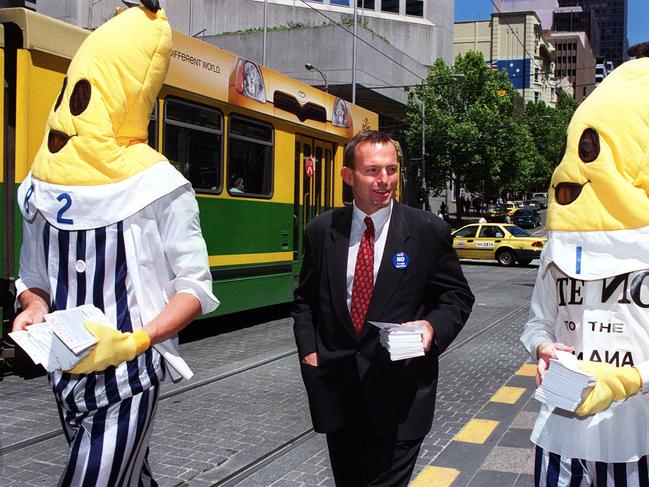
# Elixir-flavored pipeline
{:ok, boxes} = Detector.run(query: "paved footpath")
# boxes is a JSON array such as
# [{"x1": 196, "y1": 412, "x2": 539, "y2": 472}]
[{"x1": 0, "y1": 264, "x2": 542, "y2": 486}]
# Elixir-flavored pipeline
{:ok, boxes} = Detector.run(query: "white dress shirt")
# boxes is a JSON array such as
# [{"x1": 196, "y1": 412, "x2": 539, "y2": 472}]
[{"x1": 346, "y1": 200, "x2": 393, "y2": 312}]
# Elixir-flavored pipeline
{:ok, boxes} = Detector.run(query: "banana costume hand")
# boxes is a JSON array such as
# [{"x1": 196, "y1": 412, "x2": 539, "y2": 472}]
[
  {"x1": 68, "y1": 321, "x2": 150, "y2": 374},
  {"x1": 575, "y1": 361, "x2": 642, "y2": 417}
]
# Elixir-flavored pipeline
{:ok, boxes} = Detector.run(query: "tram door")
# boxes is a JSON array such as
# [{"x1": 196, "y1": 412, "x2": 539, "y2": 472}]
[{"x1": 293, "y1": 135, "x2": 334, "y2": 255}]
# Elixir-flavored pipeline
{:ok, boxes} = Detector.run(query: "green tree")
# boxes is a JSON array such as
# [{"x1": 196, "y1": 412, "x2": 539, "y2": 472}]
[
  {"x1": 523, "y1": 91, "x2": 578, "y2": 190},
  {"x1": 405, "y1": 51, "x2": 539, "y2": 219}
]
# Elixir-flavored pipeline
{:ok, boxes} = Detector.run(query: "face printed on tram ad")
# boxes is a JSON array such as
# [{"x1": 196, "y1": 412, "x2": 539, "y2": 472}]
[{"x1": 554, "y1": 271, "x2": 649, "y2": 367}]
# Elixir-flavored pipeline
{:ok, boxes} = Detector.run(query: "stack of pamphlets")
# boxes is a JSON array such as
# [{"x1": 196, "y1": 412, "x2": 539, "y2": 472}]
[
  {"x1": 9, "y1": 304, "x2": 103, "y2": 372},
  {"x1": 369, "y1": 321, "x2": 425, "y2": 361},
  {"x1": 535, "y1": 350, "x2": 596, "y2": 412}
]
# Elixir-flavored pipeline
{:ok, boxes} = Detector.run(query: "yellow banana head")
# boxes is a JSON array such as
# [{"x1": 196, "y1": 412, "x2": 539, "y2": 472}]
[
  {"x1": 547, "y1": 58, "x2": 649, "y2": 231},
  {"x1": 31, "y1": 5, "x2": 171, "y2": 185}
]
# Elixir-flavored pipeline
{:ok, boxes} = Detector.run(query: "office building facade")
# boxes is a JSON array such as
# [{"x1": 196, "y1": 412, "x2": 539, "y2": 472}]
[
  {"x1": 455, "y1": 11, "x2": 557, "y2": 105},
  {"x1": 558, "y1": 0, "x2": 628, "y2": 66}
]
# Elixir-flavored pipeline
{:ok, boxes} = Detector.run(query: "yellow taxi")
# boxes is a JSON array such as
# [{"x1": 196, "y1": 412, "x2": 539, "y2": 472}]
[
  {"x1": 505, "y1": 200, "x2": 525, "y2": 216},
  {"x1": 452, "y1": 223, "x2": 546, "y2": 266}
]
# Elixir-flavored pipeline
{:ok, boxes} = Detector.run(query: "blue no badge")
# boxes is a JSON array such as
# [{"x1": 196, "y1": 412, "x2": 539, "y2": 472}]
[{"x1": 392, "y1": 252, "x2": 409, "y2": 269}]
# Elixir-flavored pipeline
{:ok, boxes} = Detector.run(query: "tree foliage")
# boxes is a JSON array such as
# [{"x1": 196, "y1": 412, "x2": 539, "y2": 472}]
[{"x1": 405, "y1": 51, "x2": 578, "y2": 214}]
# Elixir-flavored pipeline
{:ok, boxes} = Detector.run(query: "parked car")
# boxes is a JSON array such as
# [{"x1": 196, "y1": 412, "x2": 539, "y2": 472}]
[
  {"x1": 512, "y1": 208, "x2": 542, "y2": 228},
  {"x1": 482, "y1": 205, "x2": 509, "y2": 222},
  {"x1": 452, "y1": 223, "x2": 546, "y2": 266},
  {"x1": 505, "y1": 200, "x2": 525, "y2": 216},
  {"x1": 531, "y1": 192, "x2": 548, "y2": 209},
  {"x1": 522, "y1": 200, "x2": 537, "y2": 209}
]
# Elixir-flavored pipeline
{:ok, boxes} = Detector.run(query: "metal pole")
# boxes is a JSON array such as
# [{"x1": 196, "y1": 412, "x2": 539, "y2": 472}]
[
  {"x1": 263, "y1": 0, "x2": 268, "y2": 65},
  {"x1": 421, "y1": 88, "x2": 426, "y2": 210},
  {"x1": 352, "y1": 1, "x2": 357, "y2": 104},
  {"x1": 189, "y1": 0, "x2": 192, "y2": 35}
]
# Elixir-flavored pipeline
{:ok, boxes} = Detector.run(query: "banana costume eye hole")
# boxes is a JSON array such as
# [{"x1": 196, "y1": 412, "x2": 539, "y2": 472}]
[
  {"x1": 579, "y1": 128, "x2": 600, "y2": 163},
  {"x1": 70, "y1": 79, "x2": 91, "y2": 116},
  {"x1": 54, "y1": 77, "x2": 67, "y2": 111},
  {"x1": 48, "y1": 130, "x2": 71, "y2": 153}
]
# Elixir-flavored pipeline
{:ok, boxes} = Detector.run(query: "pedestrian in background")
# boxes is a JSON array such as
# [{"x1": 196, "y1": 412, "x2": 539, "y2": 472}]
[{"x1": 292, "y1": 130, "x2": 474, "y2": 486}]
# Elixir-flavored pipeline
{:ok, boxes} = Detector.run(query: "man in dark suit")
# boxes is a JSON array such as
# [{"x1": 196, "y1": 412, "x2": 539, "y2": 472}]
[{"x1": 292, "y1": 131, "x2": 474, "y2": 486}]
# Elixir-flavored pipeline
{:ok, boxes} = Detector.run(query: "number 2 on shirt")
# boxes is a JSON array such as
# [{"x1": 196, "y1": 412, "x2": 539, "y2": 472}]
[{"x1": 56, "y1": 193, "x2": 74, "y2": 224}]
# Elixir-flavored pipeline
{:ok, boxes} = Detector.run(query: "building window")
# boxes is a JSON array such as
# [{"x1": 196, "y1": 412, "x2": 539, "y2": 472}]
[
  {"x1": 357, "y1": 0, "x2": 375, "y2": 9},
  {"x1": 535, "y1": 67, "x2": 539, "y2": 82},
  {"x1": 405, "y1": 0, "x2": 424, "y2": 16},
  {"x1": 534, "y1": 92, "x2": 540, "y2": 102},
  {"x1": 164, "y1": 98, "x2": 223, "y2": 193},
  {"x1": 381, "y1": 0, "x2": 399, "y2": 13},
  {"x1": 228, "y1": 116, "x2": 274, "y2": 198}
]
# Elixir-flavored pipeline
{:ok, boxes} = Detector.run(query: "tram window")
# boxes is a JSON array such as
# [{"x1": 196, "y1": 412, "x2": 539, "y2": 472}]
[
  {"x1": 324, "y1": 148, "x2": 332, "y2": 208},
  {"x1": 228, "y1": 116, "x2": 273, "y2": 198},
  {"x1": 343, "y1": 180, "x2": 353, "y2": 205},
  {"x1": 147, "y1": 104, "x2": 158, "y2": 150},
  {"x1": 163, "y1": 98, "x2": 223, "y2": 193}
]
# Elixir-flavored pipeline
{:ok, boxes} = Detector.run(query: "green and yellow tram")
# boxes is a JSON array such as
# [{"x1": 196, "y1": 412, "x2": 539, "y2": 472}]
[{"x1": 0, "y1": 7, "x2": 379, "y2": 358}]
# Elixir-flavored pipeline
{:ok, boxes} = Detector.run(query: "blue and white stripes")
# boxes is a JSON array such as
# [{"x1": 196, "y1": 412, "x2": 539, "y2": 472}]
[
  {"x1": 44, "y1": 221, "x2": 163, "y2": 486},
  {"x1": 536, "y1": 446, "x2": 649, "y2": 487}
]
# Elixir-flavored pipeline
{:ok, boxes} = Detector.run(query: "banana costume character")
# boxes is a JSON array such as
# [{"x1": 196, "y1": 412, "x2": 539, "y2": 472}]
[
  {"x1": 13, "y1": 2, "x2": 218, "y2": 485},
  {"x1": 522, "y1": 57, "x2": 649, "y2": 486}
]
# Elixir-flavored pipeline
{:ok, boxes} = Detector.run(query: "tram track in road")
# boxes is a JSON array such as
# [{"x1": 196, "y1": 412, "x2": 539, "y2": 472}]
[
  {"x1": 206, "y1": 300, "x2": 531, "y2": 487},
  {"x1": 0, "y1": 269, "x2": 536, "y2": 486},
  {"x1": 0, "y1": 349, "x2": 298, "y2": 457},
  {"x1": 0, "y1": 269, "x2": 536, "y2": 460}
]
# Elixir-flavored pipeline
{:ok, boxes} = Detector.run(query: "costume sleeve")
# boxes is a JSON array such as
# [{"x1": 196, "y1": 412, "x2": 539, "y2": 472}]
[
  {"x1": 521, "y1": 265, "x2": 557, "y2": 359},
  {"x1": 422, "y1": 223, "x2": 475, "y2": 354},
  {"x1": 291, "y1": 224, "x2": 318, "y2": 359},
  {"x1": 15, "y1": 215, "x2": 50, "y2": 305},
  {"x1": 154, "y1": 187, "x2": 219, "y2": 315}
]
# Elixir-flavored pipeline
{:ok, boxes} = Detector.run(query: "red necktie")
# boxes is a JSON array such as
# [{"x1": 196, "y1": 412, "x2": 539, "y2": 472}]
[{"x1": 351, "y1": 216, "x2": 375, "y2": 334}]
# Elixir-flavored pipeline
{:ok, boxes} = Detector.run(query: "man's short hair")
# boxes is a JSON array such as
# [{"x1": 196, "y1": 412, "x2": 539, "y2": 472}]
[{"x1": 343, "y1": 130, "x2": 401, "y2": 169}]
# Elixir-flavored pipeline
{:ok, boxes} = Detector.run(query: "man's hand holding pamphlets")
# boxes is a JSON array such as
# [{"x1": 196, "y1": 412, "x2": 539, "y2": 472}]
[
  {"x1": 534, "y1": 350, "x2": 596, "y2": 412},
  {"x1": 10, "y1": 304, "x2": 107, "y2": 372},
  {"x1": 369, "y1": 321, "x2": 425, "y2": 361}
]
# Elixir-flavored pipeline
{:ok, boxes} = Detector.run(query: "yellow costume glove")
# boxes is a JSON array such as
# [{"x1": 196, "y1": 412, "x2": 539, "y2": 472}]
[
  {"x1": 67, "y1": 321, "x2": 150, "y2": 374},
  {"x1": 575, "y1": 361, "x2": 642, "y2": 417}
]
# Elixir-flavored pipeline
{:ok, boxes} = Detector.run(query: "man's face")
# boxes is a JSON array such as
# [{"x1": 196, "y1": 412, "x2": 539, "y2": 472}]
[{"x1": 342, "y1": 140, "x2": 399, "y2": 215}]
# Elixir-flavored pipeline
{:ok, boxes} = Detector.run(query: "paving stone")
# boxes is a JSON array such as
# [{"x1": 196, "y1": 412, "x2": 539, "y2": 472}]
[
  {"x1": 468, "y1": 469, "x2": 520, "y2": 486},
  {"x1": 498, "y1": 428, "x2": 535, "y2": 449},
  {"x1": 481, "y1": 446, "x2": 535, "y2": 475},
  {"x1": 515, "y1": 473, "x2": 535, "y2": 486}
]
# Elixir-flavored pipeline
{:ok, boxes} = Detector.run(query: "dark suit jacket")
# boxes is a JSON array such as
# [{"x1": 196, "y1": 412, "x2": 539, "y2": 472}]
[{"x1": 292, "y1": 201, "x2": 474, "y2": 441}]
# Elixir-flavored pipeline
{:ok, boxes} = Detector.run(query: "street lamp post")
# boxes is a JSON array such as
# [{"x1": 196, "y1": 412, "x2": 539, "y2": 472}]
[
  {"x1": 420, "y1": 86, "x2": 426, "y2": 210},
  {"x1": 417, "y1": 74, "x2": 464, "y2": 212},
  {"x1": 305, "y1": 63, "x2": 328, "y2": 93},
  {"x1": 352, "y1": 1, "x2": 357, "y2": 104},
  {"x1": 262, "y1": 0, "x2": 268, "y2": 65}
]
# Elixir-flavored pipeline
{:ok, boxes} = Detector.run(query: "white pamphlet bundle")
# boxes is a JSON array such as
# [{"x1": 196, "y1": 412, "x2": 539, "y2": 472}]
[
  {"x1": 9, "y1": 304, "x2": 104, "y2": 372},
  {"x1": 535, "y1": 350, "x2": 596, "y2": 412},
  {"x1": 369, "y1": 321, "x2": 425, "y2": 361}
]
